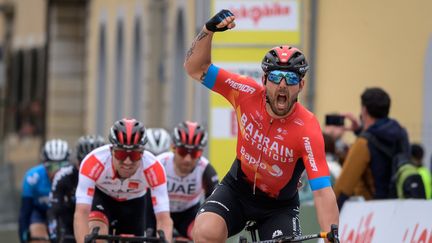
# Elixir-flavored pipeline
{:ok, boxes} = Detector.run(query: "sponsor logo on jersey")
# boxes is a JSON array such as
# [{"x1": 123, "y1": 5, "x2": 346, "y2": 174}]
[
  {"x1": 144, "y1": 161, "x2": 166, "y2": 187},
  {"x1": 250, "y1": 113, "x2": 263, "y2": 129},
  {"x1": 272, "y1": 230, "x2": 283, "y2": 239},
  {"x1": 293, "y1": 118, "x2": 304, "y2": 126},
  {"x1": 240, "y1": 146, "x2": 284, "y2": 178},
  {"x1": 87, "y1": 187, "x2": 95, "y2": 196},
  {"x1": 225, "y1": 78, "x2": 256, "y2": 94},
  {"x1": 276, "y1": 127, "x2": 288, "y2": 135},
  {"x1": 268, "y1": 164, "x2": 283, "y2": 177},
  {"x1": 240, "y1": 113, "x2": 294, "y2": 163},
  {"x1": 167, "y1": 181, "x2": 197, "y2": 195},
  {"x1": 81, "y1": 155, "x2": 104, "y2": 181},
  {"x1": 303, "y1": 137, "x2": 318, "y2": 171},
  {"x1": 26, "y1": 173, "x2": 40, "y2": 185},
  {"x1": 128, "y1": 181, "x2": 139, "y2": 189}
]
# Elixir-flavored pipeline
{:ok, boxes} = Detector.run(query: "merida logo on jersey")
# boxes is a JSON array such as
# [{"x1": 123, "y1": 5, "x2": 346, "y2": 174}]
[
  {"x1": 302, "y1": 137, "x2": 318, "y2": 171},
  {"x1": 225, "y1": 78, "x2": 256, "y2": 94}
]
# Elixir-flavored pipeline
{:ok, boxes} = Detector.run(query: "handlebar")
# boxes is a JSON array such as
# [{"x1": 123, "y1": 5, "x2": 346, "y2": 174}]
[
  {"x1": 84, "y1": 227, "x2": 167, "y2": 243},
  {"x1": 239, "y1": 224, "x2": 340, "y2": 243}
]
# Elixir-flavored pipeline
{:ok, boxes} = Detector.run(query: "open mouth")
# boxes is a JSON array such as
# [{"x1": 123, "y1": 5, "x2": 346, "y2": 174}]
[{"x1": 276, "y1": 94, "x2": 287, "y2": 108}]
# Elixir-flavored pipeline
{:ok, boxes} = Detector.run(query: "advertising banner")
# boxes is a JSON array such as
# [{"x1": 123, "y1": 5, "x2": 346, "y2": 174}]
[
  {"x1": 213, "y1": 0, "x2": 300, "y2": 45},
  {"x1": 339, "y1": 200, "x2": 432, "y2": 243}
]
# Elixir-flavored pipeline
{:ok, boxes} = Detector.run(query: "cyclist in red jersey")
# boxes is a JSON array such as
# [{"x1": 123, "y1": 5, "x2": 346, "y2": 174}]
[
  {"x1": 73, "y1": 119, "x2": 173, "y2": 243},
  {"x1": 184, "y1": 9, "x2": 339, "y2": 243}
]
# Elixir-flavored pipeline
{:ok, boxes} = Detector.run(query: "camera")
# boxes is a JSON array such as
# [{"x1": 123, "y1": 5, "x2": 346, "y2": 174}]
[{"x1": 325, "y1": 114, "x2": 345, "y2": 126}]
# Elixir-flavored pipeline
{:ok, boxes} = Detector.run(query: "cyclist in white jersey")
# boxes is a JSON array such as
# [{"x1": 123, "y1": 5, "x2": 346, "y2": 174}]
[
  {"x1": 143, "y1": 128, "x2": 172, "y2": 234},
  {"x1": 158, "y1": 121, "x2": 219, "y2": 240},
  {"x1": 73, "y1": 118, "x2": 173, "y2": 243}
]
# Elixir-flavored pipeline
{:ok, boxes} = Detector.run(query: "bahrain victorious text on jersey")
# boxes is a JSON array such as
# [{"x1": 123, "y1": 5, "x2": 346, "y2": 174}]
[{"x1": 203, "y1": 64, "x2": 331, "y2": 199}]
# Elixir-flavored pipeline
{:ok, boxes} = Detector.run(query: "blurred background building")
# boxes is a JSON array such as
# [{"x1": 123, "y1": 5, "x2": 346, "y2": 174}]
[{"x1": 0, "y1": 0, "x2": 431, "y2": 241}]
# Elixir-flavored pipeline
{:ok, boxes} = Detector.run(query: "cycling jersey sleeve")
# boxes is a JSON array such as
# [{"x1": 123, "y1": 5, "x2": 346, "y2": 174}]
[
  {"x1": 18, "y1": 197, "x2": 33, "y2": 243},
  {"x1": 202, "y1": 64, "x2": 262, "y2": 107},
  {"x1": 19, "y1": 169, "x2": 37, "y2": 242},
  {"x1": 202, "y1": 163, "x2": 219, "y2": 198},
  {"x1": 144, "y1": 160, "x2": 170, "y2": 213},
  {"x1": 301, "y1": 118, "x2": 331, "y2": 191},
  {"x1": 50, "y1": 170, "x2": 73, "y2": 216},
  {"x1": 76, "y1": 155, "x2": 103, "y2": 205},
  {"x1": 22, "y1": 169, "x2": 36, "y2": 198}
]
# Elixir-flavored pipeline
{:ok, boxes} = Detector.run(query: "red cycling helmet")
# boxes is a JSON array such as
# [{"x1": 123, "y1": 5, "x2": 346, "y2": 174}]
[
  {"x1": 261, "y1": 45, "x2": 309, "y2": 78},
  {"x1": 109, "y1": 118, "x2": 148, "y2": 150},
  {"x1": 172, "y1": 121, "x2": 208, "y2": 150}
]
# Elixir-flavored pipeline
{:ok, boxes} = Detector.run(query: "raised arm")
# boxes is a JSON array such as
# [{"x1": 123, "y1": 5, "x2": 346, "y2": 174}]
[{"x1": 184, "y1": 9, "x2": 235, "y2": 81}]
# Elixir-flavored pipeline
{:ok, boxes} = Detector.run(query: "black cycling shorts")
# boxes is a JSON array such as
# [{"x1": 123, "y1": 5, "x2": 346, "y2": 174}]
[
  {"x1": 198, "y1": 180, "x2": 302, "y2": 240},
  {"x1": 91, "y1": 187, "x2": 147, "y2": 235},
  {"x1": 171, "y1": 203, "x2": 200, "y2": 238}
]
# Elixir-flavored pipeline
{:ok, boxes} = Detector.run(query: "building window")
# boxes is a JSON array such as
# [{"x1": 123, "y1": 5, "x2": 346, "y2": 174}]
[
  {"x1": 6, "y1": 48, "x2": 46, "y2": 137},
  {"x1": 96, "y1": 23, "x2": 107, "y2": 135},
  {"x1": 171, "y1": 10, "x2": 186, "y2": 126},
  {"x1": 115, "y1": 18, "x2": 124, "y2": 120},
  {"x1": 132, "y1": 16, "x2": 142, "y2": 119}
]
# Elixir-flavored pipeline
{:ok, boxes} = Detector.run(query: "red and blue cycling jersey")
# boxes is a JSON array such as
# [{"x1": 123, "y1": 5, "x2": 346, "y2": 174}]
[{"x1": 203, "y1": 64, "x2": 331, "y2": 199}]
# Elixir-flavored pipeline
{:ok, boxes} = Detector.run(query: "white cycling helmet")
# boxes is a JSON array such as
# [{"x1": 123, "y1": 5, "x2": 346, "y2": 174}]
[
  {"x1": 42, "y1": 139, "x2": 70, "y2": 162},
  {"x1": 144, "y1": 128, "x2": 171, "y2": 155}
]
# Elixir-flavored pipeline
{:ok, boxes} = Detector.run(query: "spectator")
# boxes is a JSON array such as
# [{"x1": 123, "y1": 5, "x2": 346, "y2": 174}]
[
  {"x1": 299, "y1": 133, "x2": 342, "y2": 204},
  {"x1": 334, "y1": 87, "x2": 410, "y2": 208},
  {"x1": 323, "y1": 133, "x2": 343, "y2": 181},
  {"x1": 411, "y1": 143, "x2": 432, "y2": 199},
  {"x1": 324, "y1": 112, "x2": 362, "y2": 166}
]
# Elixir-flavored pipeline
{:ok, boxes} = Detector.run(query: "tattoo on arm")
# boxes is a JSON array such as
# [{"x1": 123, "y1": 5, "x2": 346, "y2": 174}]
[
  {"x1": 185, "y1": 30, "x2": 209, "y2": 61},
  {"x1": 200, "y1": 72, "x2": 207, "y2": 81}
]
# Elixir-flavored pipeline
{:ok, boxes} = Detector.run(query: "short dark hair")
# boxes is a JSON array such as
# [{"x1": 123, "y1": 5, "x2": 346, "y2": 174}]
[
  {"x1": 411, "y1": 143, "x2": 424, "y2": 161},
  {"x1": 361, "y1": 87, "x2": 391, "y2": 119}
]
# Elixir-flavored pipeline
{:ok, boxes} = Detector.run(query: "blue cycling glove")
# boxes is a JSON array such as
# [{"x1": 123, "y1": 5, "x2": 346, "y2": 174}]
[
  {"x1": 21, "y1": 230, "x2": 29, "y2": 243},
  {"x1": 205, "y1": 9, "x2": 234, "y2": 32}
]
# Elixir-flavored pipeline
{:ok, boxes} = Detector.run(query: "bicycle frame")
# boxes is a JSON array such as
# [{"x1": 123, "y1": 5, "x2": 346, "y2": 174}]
[{"x1": 84, "y1": 227, "x2": 167, "y2": 243}]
